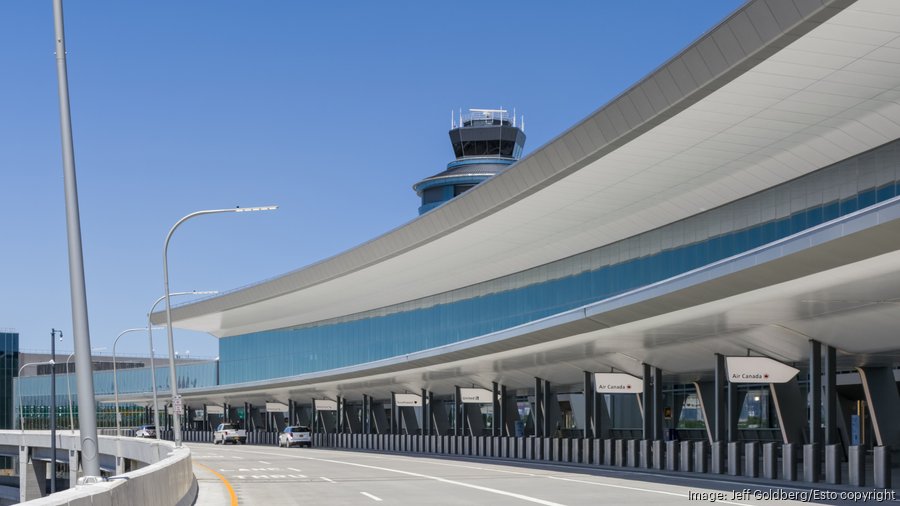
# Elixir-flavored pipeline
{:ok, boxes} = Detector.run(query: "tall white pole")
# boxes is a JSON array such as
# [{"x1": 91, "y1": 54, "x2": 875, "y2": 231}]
[
  {"x1": 161, "y1": 207, "x2": 276, "y2": 446},
  {"x1": 65, "y1": 354, "x2": 74, "y2": 433},
  {"x1": 52, "y1": 0, "x2": 100, "y2": 479},
  {"x1": 18, "y1": 361, "x2": 54, "y2": 433},
  {"x1": 145, "y1": 291, "x2": 215, "y2": 440},
  {"x1": 112, "y1": 329, "x2": 150, "y2": 439}
]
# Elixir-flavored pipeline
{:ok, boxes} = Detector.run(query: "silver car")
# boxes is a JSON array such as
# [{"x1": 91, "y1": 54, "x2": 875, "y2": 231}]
[{"x1": 279, "y1": 426, "x2": 312, "y2": 448}]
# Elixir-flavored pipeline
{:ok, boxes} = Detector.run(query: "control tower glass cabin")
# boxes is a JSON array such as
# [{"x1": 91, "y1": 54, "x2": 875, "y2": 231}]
[{"x1": 413, "y1": 108, "x2": 526, "y2": 215}]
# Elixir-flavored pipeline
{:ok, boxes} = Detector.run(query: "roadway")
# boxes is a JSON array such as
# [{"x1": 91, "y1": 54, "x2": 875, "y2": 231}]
[{"x1": 187, "y1": 442, "x2": 886, "y2": 505}]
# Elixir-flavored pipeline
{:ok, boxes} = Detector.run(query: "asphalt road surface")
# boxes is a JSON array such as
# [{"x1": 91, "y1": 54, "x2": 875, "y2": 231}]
[{"x1": 188, "y1": 442, "x2": 892, "y2": 505}]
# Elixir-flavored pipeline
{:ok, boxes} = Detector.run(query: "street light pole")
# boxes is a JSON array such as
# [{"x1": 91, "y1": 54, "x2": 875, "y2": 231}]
[
  {"x1": 65, "y1": 353, "x2": 74, "y2": 433},
  {"x1": 162, "y1": 206, "x2": 277, "y2": 446},
  {"x1": 112, "y1": 328, "x2": 157, "y2": 440},
  {"x1": 146, "y1": 291, "x2": 216, "y2": 441},
  {"x1": 52, "y1": 0, "x2": 101, "y2": 480},
  {"x1": 64, "y1": 346, "x2": 105, "y2": 435},
  {"x1": 17, "y1": 361, "x2": 54, "y2": 433},
  {"x1": 49, "y1": 329, "x2": 62, "y2": 493}
]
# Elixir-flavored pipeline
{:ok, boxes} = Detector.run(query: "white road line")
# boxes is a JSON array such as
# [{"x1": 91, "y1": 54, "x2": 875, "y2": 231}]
[
  {"x1": 287, "y1": 467, "x2": 303, "y2": 472},
  {"x1": 259, "y1": 460, "x2": 271, "y2": 464},
  {"x1": 342, "y1": 455, "x2": 768, "y2": 506},
  {"x1": 320, "y1": 476, "x2": 335, "y2": 483},
  {"x1": 235, "y1": 449, "x2": 565, "y2": 506},
  {"x1": 543, "y1": 475, "x2": 749, "y2": 506},
  {"x1": 361, "y1": 492, "x2": 383, "y2": 502}
]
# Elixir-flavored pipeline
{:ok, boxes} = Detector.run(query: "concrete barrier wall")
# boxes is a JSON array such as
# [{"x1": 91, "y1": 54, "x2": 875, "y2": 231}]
[
  {"x1": 299, "y1": 434, "x2": 888, "y2": 491},
  {"x1": 0, "y1": 431, "x2": 194, "y2": 506}
]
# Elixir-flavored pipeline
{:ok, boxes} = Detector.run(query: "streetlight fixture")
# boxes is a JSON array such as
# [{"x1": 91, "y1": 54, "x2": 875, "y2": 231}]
[
  {"x1": 162, "y1": 206, "x2": 277, "y2": 446},
  {"x1": 64, "y1": 346, "x2": 105, "y2": 434},
  {"x1": 146, "y1": 290, "x2": 217, "y2": 440}
]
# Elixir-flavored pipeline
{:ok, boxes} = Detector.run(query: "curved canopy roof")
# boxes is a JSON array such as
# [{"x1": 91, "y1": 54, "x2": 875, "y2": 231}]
[{"x1": 155, "y1": 0, "x2": 900, "y2": 338}]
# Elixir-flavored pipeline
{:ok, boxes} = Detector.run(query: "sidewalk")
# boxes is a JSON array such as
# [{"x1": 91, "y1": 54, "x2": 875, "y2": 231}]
[{"x1": 192, "y1": 462, "x2": 235, "y2": 505}]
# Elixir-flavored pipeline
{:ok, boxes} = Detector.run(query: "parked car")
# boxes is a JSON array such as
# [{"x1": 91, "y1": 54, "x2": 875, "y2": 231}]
[
  {"x1": 279, "y1": 426, "x2": 312, "y2": 448},
  {"x1": 213, "y1": 423, "x2": 247, "y2": 445},
  {"x1": 134, "y1": 425, "x2": 156, "y2": 438}
]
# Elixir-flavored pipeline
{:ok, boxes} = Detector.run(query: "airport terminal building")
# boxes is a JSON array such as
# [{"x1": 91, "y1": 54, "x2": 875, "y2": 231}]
[{"x1": 17, "y1": 0, "x2": 900, "y2": 488}]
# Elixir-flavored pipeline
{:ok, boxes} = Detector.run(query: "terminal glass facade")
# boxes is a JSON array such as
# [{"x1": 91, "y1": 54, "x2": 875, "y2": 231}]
[
  {"x1": 220, "y1": 139, "x2": 900, "y2": 384},
  {"x1": 15, "y1": 361, "x2": 217, "y2": 429},
  {"x1": 0, "y1": 332, "x2": 18, "y2": 429}
]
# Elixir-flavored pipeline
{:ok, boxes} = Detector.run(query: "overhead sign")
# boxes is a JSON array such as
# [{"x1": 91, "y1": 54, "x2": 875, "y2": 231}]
[
  {"x1": 266, "y1": 402, "x2": 289, "y2": 413},
  {"x1": 459, "y1": 388, "x2": 493, "y2": 404},
  {"x1": 314, "y1": 399, "x2": 337, "y2": 411},
  {"x1": 594, "y1": 373, "x2": 643, "y2": 394},
  {"x1": 725, "y1": 356, "x2": 799, "y2": 384},
  {"x1": 394, "y1": 394, "x2": 422, "y2": 407},
  {"x1": 206, "y1": 405, "x2": 224, "y2": 415}
]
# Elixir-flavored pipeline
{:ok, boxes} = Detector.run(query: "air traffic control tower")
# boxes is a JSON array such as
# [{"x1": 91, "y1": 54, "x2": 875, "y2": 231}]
[{"x1": 413, "y1": 108, "x2": 526, "y2": 215}]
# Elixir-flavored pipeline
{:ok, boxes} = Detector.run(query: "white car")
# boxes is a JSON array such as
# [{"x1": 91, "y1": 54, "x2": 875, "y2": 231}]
[
  {"x1": 134, "y1": 425, "x2": 156, "y2": 438},
  {"x1": 213, "y1": 423, "x2": 247, "y2": 445},
  {"x1": 279, "y1": 426, "x2": 312, "y2": 448}
]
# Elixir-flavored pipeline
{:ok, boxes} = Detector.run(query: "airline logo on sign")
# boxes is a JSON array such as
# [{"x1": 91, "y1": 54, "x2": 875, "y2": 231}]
[
  {"x1": 394, "y1": 394, "x2": 422, "y2": 407},
  {"x1": 594, "y1": 373, "x2": 644, "y2": 394},
  {"x1": 725, "y1": 356, "x2": 799, "y2": 384},
  {"x1": 459, "y1": 388, "x2": 493, "y2": 404},
  {"x1": 314, "y1": 399, "x2": 338, "y2": 411}
]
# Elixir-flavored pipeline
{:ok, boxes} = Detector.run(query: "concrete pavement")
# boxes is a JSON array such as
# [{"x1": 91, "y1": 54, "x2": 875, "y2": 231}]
[{"x1": 188, "y1": 442, "x2": 895, "y2": 505}]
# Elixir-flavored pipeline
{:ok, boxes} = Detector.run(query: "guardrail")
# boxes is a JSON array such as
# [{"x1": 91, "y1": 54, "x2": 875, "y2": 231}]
[{"x1": 0, "y1": 431, "x2": 196, "y2": 506}]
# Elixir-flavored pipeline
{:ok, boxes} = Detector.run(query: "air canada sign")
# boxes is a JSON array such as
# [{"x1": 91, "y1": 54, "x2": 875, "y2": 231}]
[
  {"x1": 593, "y1": 373, "x2": 643, "y2": 394},
  {"x1": 725, "y1": 356, "x2": 800, "y2": 384}
]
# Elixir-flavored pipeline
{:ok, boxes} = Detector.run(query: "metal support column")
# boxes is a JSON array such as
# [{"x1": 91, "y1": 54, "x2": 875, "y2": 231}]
[
  {"x1": 809, "y1": 340, "x2": 822, "y2": 446},
  {"x1": 652, "y1": 367, "x2": 663, "y2": 441},
  {"x1": 824, "y1": 345, "x2": 836, "y2": 445},
  {"x1": 492, "y1": 382, "x2": 500, "y2": 436},
  {"x1": 390, "y1": 393, "x2": 397, "y2": 435},
  {"x1": 542, "y1": 379, "x2": 551, "y2": 438},
  {"x1": 499, "y1": 385, "x2": 508, "y2": 437},
  {"x1": 642, "y1": 363, "x2": 652, "y2": 440},
  {"x1": 823, "y1": 345, "x2": 840, "y2": 483},
  {"x1": 534, "y1": 378, "x2": 543, "y2": 438},
  {"x1": 453, "y1": 387, "x2": 461, "y2": 436},
  {"x1": 428, "y1": 392, "x2": 435, "y2": 436},
  {"x1": 806, "y1": 339, "x2": 822, "y2": 483},
  {"x1": 584, "y1": 371, "x2": 594, "y2": 439},
  {"x1": 362, "y1": 395, "x2": 370, "y2": 434},
  {"x1": 421, "y1": 389, "x2": 429, "y2": 436},
  {"x1": 727, "y1": 381, "x2": 738, "y2": 443},
  {"x1": 714, "y1": 354, "x2": 726, "y2": 443}
]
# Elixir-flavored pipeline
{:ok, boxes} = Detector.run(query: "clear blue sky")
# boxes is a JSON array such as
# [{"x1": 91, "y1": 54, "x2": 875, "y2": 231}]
[{"x1": 0, "y1": 1, "x2": 744, "y2": 360}]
